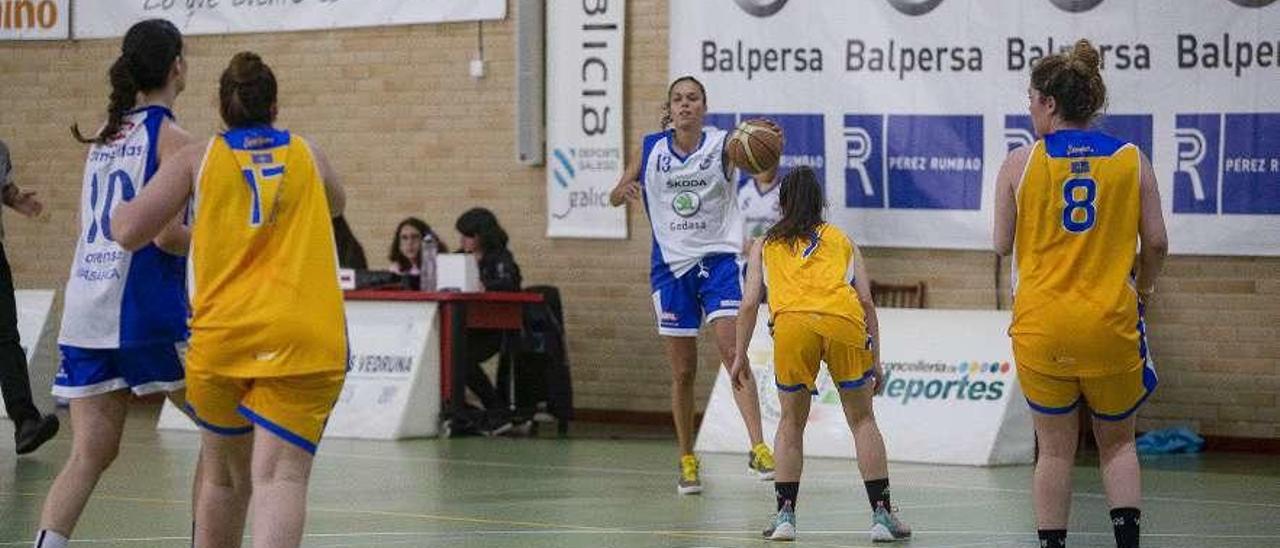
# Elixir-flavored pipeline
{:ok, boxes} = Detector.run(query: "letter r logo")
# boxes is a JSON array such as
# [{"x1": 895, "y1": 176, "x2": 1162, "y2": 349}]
[
  {"x1": 843, "y1": 115, "x2": 885, "y2": 209},
  {"x1": 1172, "y1": 114, "x2": 1221, "y2": 214}
]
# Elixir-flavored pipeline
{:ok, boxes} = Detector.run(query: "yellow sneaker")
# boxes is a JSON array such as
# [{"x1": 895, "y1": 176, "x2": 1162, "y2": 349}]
[
  {"x1": 678, "y1": 454, "x2": 703, "y2": 495},
  {"x1": 749, "y1": 442, "x2": 776, "y2": 481}
]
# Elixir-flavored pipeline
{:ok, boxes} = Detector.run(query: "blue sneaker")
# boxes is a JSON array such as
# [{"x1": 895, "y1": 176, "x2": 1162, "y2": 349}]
[
  {"x1": 870, "y1": 505, "x2": 911, "y2": 542},
  {"x1": 763, "y1": 501, "x2": 796, "y2": 541}
]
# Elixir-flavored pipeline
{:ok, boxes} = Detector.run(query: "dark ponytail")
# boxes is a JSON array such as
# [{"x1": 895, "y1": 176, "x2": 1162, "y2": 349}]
[
  {"x1": 764, "y1": 167, "x2": 826, "y2": 249},
  {"x1": 219, "y1": 52, "x2": 277, "y2": 128},
  {"x1": 1029, "y1": 39, "x2": 1107, "y2": 125},
  {"x1": 73, "y1": 19, "x2": 183, "y2": 145}
]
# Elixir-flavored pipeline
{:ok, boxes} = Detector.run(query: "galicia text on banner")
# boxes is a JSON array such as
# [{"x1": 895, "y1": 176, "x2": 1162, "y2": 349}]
[
  {"x1": 73, "y1": 0, "x2": 505, "y2": 39},
  {"x1": 545, "y1": 0, "x2": 627, "y2": 239},
  {"x1": 671, "y1": 0, "x2": 1280, "y2": 256}
]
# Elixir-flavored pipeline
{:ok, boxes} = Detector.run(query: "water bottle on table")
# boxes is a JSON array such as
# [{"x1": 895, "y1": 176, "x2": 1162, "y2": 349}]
[{"x1": 419, "y1": 232, "x2": 438, "y2": 291}]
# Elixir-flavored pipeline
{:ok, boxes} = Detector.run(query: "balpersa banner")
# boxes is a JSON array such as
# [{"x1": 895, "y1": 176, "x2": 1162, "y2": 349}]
[
  {"x1": 671, "y1": 0, "x2": 1280, "y2": 255},
  {"x1": 74, "y1": 0, "x2": 505, "y2": 39}
]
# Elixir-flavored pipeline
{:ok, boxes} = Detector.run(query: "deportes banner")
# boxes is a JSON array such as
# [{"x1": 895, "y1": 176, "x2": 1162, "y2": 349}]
[
  {"x1": 546, "y1": 0, "x2": 627, "y2": 238},
  {"x1": 695, "y1": 307, "x2": 1034, "y2": 466},
  {"x1": 671, "y1": 0, "x2": 1280, "y2": 255},
  {"x1": 0, "y1": 0, "x2": 67, "y2": 40},
  {"x1": 74, "y1": 0, "x2": 505, "y2": 39}
]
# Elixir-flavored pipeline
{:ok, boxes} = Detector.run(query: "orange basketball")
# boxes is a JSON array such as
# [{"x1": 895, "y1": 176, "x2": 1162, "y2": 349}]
[{"x1": 726, "y1": 119, "x2": 782, "y2": 174}]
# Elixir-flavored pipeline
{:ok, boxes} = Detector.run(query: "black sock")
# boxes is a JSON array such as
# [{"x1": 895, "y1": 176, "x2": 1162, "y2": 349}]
[
  {"x1": 1110, "y1": 507, "x2": 1140, "y2": 548},
  {"x1": 775, "y1": 481, "x2": 799, "y2": 512},
  {"x1": 864, "y1": 478, "x2": 890, "y2": 511},
  {"x1": 1038, "y1": 529, "x2": 1067, "y2": 548}
]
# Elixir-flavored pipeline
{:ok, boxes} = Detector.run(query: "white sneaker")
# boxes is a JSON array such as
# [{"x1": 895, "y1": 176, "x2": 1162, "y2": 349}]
[
  {"x1": 869, "y1": 505, "x2": 911, "y2": 542},
  {"x1": 763, "y1": 501, "x2": 797, "y2": 541}
]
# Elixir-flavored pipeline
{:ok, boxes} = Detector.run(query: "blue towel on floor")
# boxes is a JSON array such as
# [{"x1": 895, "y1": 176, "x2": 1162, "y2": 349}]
[{"x1": 1136, "y1": 426, "x2": 1205, "y2": 455}]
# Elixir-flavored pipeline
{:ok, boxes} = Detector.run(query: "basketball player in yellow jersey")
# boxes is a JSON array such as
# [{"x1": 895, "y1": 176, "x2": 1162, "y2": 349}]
[
  {"x1": 994, "y1": 40, "x2": 1167, "y2": 548},
  {"x1": 731, "y1": 167, "x2": 910, "y2": 543},
  {"x1": 112, "y1": 52, "x2": 347, "y2": 548}
]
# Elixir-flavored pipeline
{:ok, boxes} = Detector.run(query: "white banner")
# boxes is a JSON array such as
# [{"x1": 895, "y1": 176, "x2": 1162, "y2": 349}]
[
  {"x1": 695, "y1": 308, "x2": 1034, "y2": 466},
  {"x1": 161, "y1": 299, "x2": 441, "y2": 440},
  {"x1": 0, "y1": 290, "x2": 56, "y2": 418},
  {"x1": 545, "y1": 0, "x2": 627, "y2": 238},
  {"x1": 671, "y1": 0, "x2": 1280, "y2": 256},
  {"x1": 74, "y1": 0, "x2": 505, "y2": 39},
  {"x1": 0, "y1": 0, "x2": 68, "y2": 40}
]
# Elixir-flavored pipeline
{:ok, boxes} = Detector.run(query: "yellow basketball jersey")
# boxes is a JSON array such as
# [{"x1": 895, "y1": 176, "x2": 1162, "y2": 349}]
[
  {"x1": 187, "y1": 127, "x2": 346, "y2": 378},
  {"x1": 763, "y1": 223, "x2": 866, "y2": 332},
  {"x1": 1011, "y1": 129, "x2": 1145, "y2": 378}
]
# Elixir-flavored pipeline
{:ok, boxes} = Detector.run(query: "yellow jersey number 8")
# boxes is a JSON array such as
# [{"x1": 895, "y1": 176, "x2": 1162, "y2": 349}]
[{"x1": 1062, "y1": 178, "x2": 1097, "y2": 233}]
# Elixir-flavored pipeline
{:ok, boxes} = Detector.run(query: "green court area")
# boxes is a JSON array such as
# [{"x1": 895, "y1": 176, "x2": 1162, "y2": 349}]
[{"x1": 2, "y1": 408, "x2": 1278, "y2": 547}]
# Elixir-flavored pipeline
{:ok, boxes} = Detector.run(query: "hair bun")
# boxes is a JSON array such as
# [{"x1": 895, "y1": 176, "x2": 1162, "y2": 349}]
[
  {"x1": 229, "y1": 51, "x2": 265, "y2": 83},
  {"x1": 1069, "y1": 39, "x2": 1101, "y2": 72}
]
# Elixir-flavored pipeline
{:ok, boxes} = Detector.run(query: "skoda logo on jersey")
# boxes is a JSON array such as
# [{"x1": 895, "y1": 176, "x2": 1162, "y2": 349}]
[
  {"x1": 886, "y1": 0, "x2": 944, "y2": 15},
  {"x1": 1049, "y1": 0, "x2": 1105, "y2": 11},
  {"x1": 734, "y1": 0, "x2": 789, "y2": 17},
  {"x1": 672, "y1": 190, "x2": 702, "y2": 218}
]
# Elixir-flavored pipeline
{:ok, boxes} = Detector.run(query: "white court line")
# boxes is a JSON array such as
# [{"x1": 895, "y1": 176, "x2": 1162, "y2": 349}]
[
  {"x1": 312, "y1": 449, "x2": 1280, "y2": 511},
  {"x1": 629, "y1": 498, "x2": 1000, "y2": 530},
  {"x1": 43, "y1": 437, "x2": 1280, "y2": 512},
  {"x1": 3, "y1": 528, "x2": 1277, "y2": 547}
]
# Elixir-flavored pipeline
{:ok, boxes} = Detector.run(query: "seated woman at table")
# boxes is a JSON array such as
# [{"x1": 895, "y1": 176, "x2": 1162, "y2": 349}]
[
  {"x1": 388, "y1": 216, "x2": 449, "y2": 276},
  {"x1": 455, "y1": 207, "x2": 523, "y2": 433},
  {"x1": 333, "y1": 215, "x2": 369, "y2": 270}
]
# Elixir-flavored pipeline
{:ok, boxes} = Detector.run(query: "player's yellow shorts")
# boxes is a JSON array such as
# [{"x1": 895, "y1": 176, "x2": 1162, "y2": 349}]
[
  {"x1": 184, "y1": 367, "x2": 346, "y2": 454},
  {"x1": 772, "y1": 312, "x2": 874, "y2": 394},
  {"x1": 1017, "y1": 358, "x2": 1157, "y2": 421}
]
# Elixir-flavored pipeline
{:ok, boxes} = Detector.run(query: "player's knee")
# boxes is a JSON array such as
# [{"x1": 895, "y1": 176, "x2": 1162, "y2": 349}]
[
  {"x1": 1094, "y1": 429, "x2": 1137, "y2": 460},
  {"x1": 70, "y1": 440, "x2": 120, "y2": 473},
  {"x1": 1036, "y1": 436, "x2": 1078, "y2": 460},
  {"x1": 840, "y1": 393, "x2": 875, "y2": 425},
  {"x1": 778, "y1": 408, "x2": 807, "y2": 430},
  {"x1": 253, "y1": 456, "x2": 312, "y2": 486},
  {"x1": 846, "y1": 407, "x2": 872, "y2": 426},
  {"x1": 205, "y1": 462, "x2": 250, "y2": 492}
]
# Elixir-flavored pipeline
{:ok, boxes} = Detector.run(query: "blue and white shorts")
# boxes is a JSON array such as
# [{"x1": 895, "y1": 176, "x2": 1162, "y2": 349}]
[
  {"x1": 651, "y1": 253, "x2": 742, "y2": 337},
  {"x1": 53, "y1": 342, "x2": 185, "y2": 399}
]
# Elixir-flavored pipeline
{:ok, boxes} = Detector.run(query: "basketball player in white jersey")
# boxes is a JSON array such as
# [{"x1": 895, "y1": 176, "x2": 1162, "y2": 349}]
[
  {"x1": 34, "y1": 19, "x2": 195, "y2": 548},
  {"x1": 609, "y1": 76, "x2": 775, "y2": 494},
  {"x1": 737, "y1": 165, "x2": 782, "y2": 257}
]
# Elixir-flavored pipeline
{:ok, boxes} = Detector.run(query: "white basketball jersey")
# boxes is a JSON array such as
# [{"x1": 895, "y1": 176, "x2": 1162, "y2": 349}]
[
  {"x1": 640, "y1": 127, "x2": 742, "y2": 281},
  {"x1": 59, "y1": 106, "x2": 188, "y2": 349},
  {"x1": 737, "y1": 178, "x2": 781, "y2": 242}
]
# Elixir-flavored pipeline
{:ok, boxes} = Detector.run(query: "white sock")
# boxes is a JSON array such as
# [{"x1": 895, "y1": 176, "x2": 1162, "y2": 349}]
[{"x1": 34, "y1": 530, "x2": 69, "y2": 548}]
